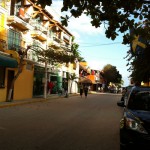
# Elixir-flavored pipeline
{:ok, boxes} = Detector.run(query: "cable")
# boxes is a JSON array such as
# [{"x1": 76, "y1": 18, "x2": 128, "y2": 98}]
[{"x1": 79, "y1": 42, "x2": 122, "y2": 47}]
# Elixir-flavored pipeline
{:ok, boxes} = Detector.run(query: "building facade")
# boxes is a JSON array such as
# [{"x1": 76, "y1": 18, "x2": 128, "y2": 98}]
[
  {"x1": 0, "y1": 0, "x2": 78, "y2": 102},
  {"x1": 79, "y1": 62, "x2": 101, "y2": 92}
]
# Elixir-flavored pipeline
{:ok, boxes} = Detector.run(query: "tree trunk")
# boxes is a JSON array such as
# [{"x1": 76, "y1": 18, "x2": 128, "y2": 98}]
[
  {"x1": 7, "y1": 69, "x2": 21, "y2": 101},
  {"x1": 7, "y1": 46, "x2": 30, "y2": 102},
  {"x1": 44, "y1": 61, "x2": 47, "y2": 99}
]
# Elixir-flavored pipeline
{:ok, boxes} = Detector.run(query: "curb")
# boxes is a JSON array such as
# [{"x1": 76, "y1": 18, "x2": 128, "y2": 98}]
[
  {"x1": 0, "y1": 93, "x2": 79, "y2": 108},
  {"x1": 0, "y1": 98, "x2": 47, "y2": 108}
]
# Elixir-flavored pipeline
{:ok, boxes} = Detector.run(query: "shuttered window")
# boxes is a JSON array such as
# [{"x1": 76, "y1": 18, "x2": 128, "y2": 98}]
[{"x1": 0, "y1": 67, "x2": 5, "y2": 88}]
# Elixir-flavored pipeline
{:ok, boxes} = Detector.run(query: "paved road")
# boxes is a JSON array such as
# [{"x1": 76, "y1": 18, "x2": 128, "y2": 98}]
[{"x1": 0, "y1": 93, "x2": 123, "y2": 150}]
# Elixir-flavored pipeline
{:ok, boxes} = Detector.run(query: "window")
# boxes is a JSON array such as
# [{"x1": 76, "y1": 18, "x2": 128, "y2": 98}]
[
  {"x1": 8, "y1": 29, "x2": 21, "y2": 51},
  {"x1": 0, "y1": 67, "x2": 5, "y2": 88},
  {"x1": 128, "y1": 91, "x2": 150, "y2": 111}
]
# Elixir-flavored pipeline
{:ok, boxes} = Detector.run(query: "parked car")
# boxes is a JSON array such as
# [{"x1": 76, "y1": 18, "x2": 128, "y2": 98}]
[
  {"x1": 117, "y1": 86, "x2": 150, "y2": 150},
  {"x1": 117, "y1": 85, "x2": 132, "y2": 106}
]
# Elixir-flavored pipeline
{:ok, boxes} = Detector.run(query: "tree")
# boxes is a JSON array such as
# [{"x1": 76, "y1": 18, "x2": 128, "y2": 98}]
[
  {"x1": 7, "y1": 46, "x2": 31, "y2": 101},
  {"x1": 30, "y1": 0, "x2": 150, "y2": 86},
  {"x1": 34, "y1": 46, "x2": 76, "y2": 64},
  {"x1": 125, "y1": 45, "x2": 150, "y2": 83},
  {"x1": 33, "y1": 0, "x2": 150, "y2": 44},
  {"x1": 7, "y1": 45, "x2": 76, "y2": 101},
  {"x1": 71, "y1": 43, "x2": 85, "y2": 62},
  {"x1": 102, "y1": 64, "x2": 122, "y2": 86},
  {"x1": 31, "y1": 46, "x2": 77, "y2": 98}
]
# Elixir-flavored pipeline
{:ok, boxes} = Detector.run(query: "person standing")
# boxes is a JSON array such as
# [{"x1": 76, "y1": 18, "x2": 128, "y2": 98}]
[
  {"x1": 64, "y1": 80, "x2": 68, "y2": 98},
  {"x1": 84, "y1": 85, "x2": 88, "y2": 98},
  {"x1": 121, "y1": 87, "x2": 127, "y2": 101},
  {"x1": 79, "y1": 83, "x2": 83, "y2": 98},
  {"x1": 48, "y1": 81, "x2": 54, "y2": 95}
]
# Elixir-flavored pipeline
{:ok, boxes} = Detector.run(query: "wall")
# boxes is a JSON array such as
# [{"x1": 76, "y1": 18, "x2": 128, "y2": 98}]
[
  {"x1": 0, "y1": 68, "x2": 15, "y2": 102},
  {"x1": 13, "y1": 65, "x2": 34, "y2": 100},
  {"x1": 0, "y1": 88, "x2": 6, "y2": 102},
  {"x1": 68, "y1": 62, "x2": 79, "y2": 93}
]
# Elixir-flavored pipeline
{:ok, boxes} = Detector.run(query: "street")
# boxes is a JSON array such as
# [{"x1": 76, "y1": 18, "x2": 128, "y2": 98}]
[{"x1": 0, "y1": 93, "x2": 123, "y2": 150}]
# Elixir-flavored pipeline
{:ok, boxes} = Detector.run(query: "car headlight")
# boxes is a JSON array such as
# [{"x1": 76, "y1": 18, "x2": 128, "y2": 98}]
[{"x1": 125, "y1": 117, "x2": 148, "y2": 134}]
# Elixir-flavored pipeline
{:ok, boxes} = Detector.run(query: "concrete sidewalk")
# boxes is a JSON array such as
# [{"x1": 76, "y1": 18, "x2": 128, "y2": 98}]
[{"x1": 0, "y1": 93, "x2": 79, "y2": 108}]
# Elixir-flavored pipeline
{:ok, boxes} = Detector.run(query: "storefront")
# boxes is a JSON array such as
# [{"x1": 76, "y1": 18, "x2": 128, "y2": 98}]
[
  {"x1": 50, "y1": 74, "x2": 62, "y2": 94},
  {"x1": 0, "y1": 54, "x2": 18, "y2": 101},
  {"x1": 33, "y1": 65, "x2": 45, "y2": 97}
]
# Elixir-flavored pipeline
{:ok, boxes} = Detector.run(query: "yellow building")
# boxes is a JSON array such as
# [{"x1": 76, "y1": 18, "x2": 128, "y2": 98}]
[{"x1": 0, "y1": 0, "x2": 74, "y2": 102}]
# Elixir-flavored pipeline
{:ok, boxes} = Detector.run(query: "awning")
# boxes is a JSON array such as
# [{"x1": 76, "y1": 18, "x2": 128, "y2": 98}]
[{"x1": 0, "y1": 55, "x2": 18, "y2": 68}]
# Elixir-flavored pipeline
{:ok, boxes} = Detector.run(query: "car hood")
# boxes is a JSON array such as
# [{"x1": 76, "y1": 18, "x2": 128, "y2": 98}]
[{"x1": 128, "y1": 109, "x2": 150, "y2": 133}]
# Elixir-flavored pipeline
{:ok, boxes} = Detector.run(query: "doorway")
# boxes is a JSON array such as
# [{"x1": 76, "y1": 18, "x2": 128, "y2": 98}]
[{"x1": 7, "y1": 70, "x2": 15, "y2": 100}]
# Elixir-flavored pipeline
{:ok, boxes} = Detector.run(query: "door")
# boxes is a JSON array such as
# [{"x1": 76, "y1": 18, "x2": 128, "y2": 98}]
[{"x1": 7, "y1": 70, "x2": 14, "y2": 100}]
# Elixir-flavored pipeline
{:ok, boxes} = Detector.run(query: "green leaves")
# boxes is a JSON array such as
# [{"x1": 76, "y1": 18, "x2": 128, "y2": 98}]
[
  {"x1": 35, "y1": 0, "x2": 149, "y2": 44},
  {"x1": 36, "y1": 0, "x2": 52, "y2": 8},
  {"x1": 61, "y1": 16, "x2": 68, "y2": 26},
  {"x1": 102, "y1": 64, "x2": 122, "y2": 84}
]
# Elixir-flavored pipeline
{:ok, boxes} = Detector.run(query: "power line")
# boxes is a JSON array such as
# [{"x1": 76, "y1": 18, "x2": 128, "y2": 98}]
[{"x1": 79, "y1": 42, "x2": 122, "y2": 47}]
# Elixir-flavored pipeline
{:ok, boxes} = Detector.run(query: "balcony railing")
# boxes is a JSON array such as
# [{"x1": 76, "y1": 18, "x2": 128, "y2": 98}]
[
  {"x1": 7, "y1": 16, "x2": 34, "y2": 31},
  {"x1": 29, "y1": 20, "x2": 48, "y2": 34},
  {"x1": 7, "y1": 7, "x2": 34, "y2": 31},
  {"x1": 53, "y1": 36, "x2": 64, "y2": 44},
  {"x1": 8, "y1": 43, "x2": 25, "y2": 51},
  {"x1": 31, "y1": 30, "x2": 47, "y2": 41},
  {"x1": 34, "y1": 24, "x2": 48, "y2": 34}
]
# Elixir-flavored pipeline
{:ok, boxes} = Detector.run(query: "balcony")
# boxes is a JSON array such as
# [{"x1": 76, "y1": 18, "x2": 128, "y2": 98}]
[
  {"x1": 7, "y1": 15, "x2": 33, "y2": 31},
  {"x1": 35, "y1": 25, "x2": 48, "y2": 34},
  {"x1": 8, "y1": 43, "x2": 27, "y2": 57},
  {"x1": 53, "y1": 36, "x2": 62, "y2": 44},
  {"x1": 60, "y1": 44, "x2": 71, "y2": 51},
  {"x1": 7, "y1": 7, "x2": 34, "y2": 31},
  {"x1": 30, "y1": 20, "x2": 48, "y2": 33},
  {"x1": 29, "y1": 21, "x2": 48, "y2": 41},
  {"x1": 26, "y1": 50, "x2": 38, "y2": 62},
  {"x1": 48, "y1": 38, "x2": 61, "y2": 49},
  {"x1": 31, "y1": 30, "x2": 47, "y2": 41}
]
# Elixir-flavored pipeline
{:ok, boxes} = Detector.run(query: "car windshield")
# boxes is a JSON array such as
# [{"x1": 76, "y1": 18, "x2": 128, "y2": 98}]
[{"x1": 128, "y1": 91, "x2": 150, "y2": 111}]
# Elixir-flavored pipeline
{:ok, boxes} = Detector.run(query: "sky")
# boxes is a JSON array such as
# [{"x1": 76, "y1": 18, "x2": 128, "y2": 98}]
[{"x1": 46, "y1": 0, "x2": 131, "y2": 86}]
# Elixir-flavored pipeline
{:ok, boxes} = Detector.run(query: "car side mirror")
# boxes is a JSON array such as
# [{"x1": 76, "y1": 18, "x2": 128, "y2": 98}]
[{"x1": 117, "y1": 101, "x2": 125, "y2": 107}]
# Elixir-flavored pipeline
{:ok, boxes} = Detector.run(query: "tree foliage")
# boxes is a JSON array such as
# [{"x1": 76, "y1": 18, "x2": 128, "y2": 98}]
[
  {"x1": 31, "y1": 46, "x2": 76, "y2": 64},
  {"x1": 102, "y1": 64, "x2": 122, "y2": 85},
  {"x1": 32, "y1": 0, "x2": 150, "y2": 44},
  {"x1": 125, "y1": 45, "x2": 150, "y2": 83},
  {"x1": 71, "y1": 43, "x2": 85, "y2": 62},
  {"x1": 30, "y1": 0, "x2": 150, "y2": 84}
]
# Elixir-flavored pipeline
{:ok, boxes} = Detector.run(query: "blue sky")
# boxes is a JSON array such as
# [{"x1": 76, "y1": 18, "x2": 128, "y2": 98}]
[{"x1": 47, "y1": 0, "x2": 131, "y2": 86}]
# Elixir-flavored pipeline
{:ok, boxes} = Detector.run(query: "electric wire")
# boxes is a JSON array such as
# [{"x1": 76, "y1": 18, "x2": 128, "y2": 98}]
[{"x1": 78, "y1": 42, "x2": 122, "y2": 47}]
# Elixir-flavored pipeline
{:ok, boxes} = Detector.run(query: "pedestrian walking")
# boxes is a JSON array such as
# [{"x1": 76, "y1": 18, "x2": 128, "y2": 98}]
[
  {"x1": 121, "y1": 87, "x2": 127, "y2": 101},
  {"x1": 79, "y1": 83, "x2": 83, "y2": 98},
  {"x1": 58, "y1": 87, "x2": 64, "y2": 97},
  {"x1": 64, "y1": 80, "x2": 68, "y2": 98},
  {"x1": 84, "y1": 85, "x2": 88, "y2": 98}
]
